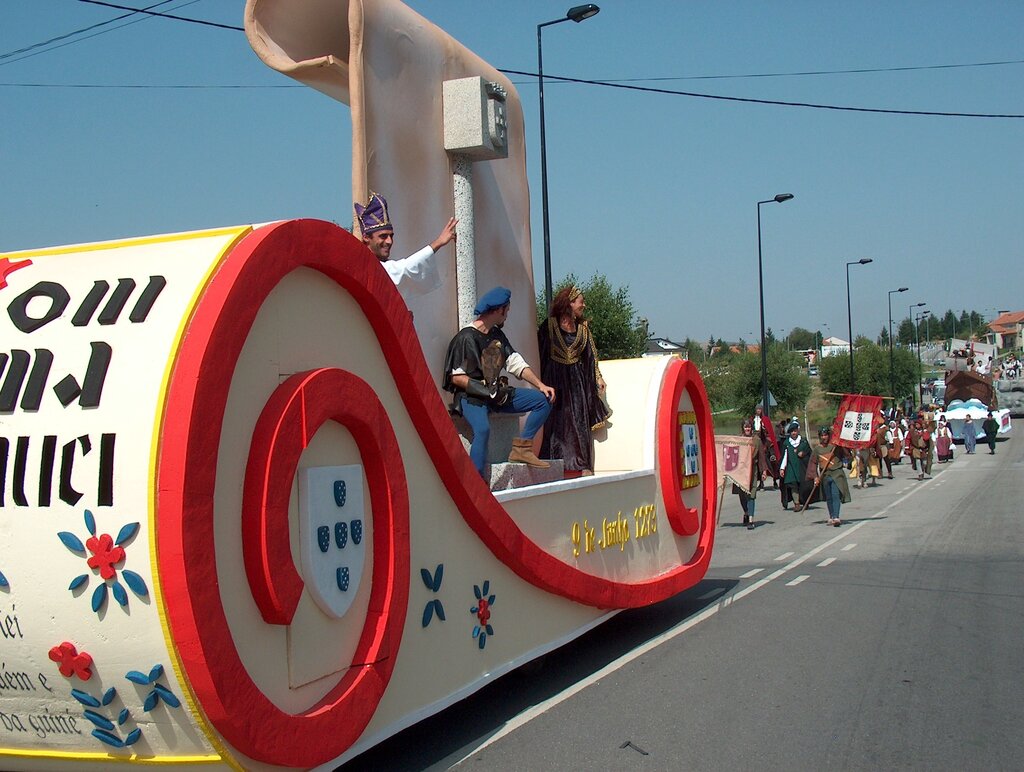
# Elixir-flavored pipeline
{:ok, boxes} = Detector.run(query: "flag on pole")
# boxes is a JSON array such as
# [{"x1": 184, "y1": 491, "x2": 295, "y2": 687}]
[
  {"x1": 714, "y1": 435, "x2": 755, "y2": 493},
  {"x1": 830, "y1": 393, "x2": 884, "y2": 448}
]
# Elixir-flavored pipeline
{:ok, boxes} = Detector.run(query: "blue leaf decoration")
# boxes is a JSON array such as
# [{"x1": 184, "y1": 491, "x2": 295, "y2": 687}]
[
  {"x1": 125, "y1": 670, "x2": 150, "y2": 685},
  {"x1": 434, "y1": 599, "x2": 446, "y2": 621},
  {"x1": 482, "y1": 580, "x2": 490, "y2": 596},
  {"x1": 91, "y1": 583, "x2": 108, "y2": 613},
  {"x1": 102, "y1": 687, "x2": 117, "y2": 706},
  {"x1": 143, "y1": 691, "x2": 158, "y2": 712},
  {"x1": 124, "y1": 727, "x2": 142, "y2": 746},
  {"x1": 432, "y1": 563, "x2": 444, "y2": 591},
  {"x1": 486, "y1": 624, "x2": 494, "y2": 636},
  {"x1": 112, "y1": 581, "x2": 128, "y2": 607},
  {"x1": 58, "y1": 531, "x2": 85, "y2": 553},
  {"x1": 68, "y1": 574, "x2": 89, "y2": 591},
  {"x1": 83, "y1": 709, "x2": 115, "y2": 730},
  {"x1": 115, "y1": 522, "x2": 139, "y2": 546},
  {"x1": 0, "y1": 570, "x2": 8, "y2": 588},
  {"x1": 422, "y1": 602, "x2": 434, "y2": 628},
  {"x1": 472, "y1": 625, "x2": 480, "y2": 638},
  {"x1": 91, "y1": 728, "x2": 123, "y2": 748},
  {"x1": 84, "y1": 509, "x2": 96, "y2": 536},
  {"x1": 118, "y1": 708, "x2": 129, "y2": 725},
  {"x1": 478, "y1": 633, "x2": 487, "y2": 649},
  {"x1": 474, "y1": 584, "x2": 482, "y2": 600},
  {"x1": 71, "y1": 688, "x2": 101, "y2": 707},
  {"x1": 121, "y1": 570, "x2": 149, "y2": 598},
  {"x1": 488, "y1": 595, "x2": 495, "y2": 606},
  {"x1": 148, "y1": 664, "x2": 164, "y2": 682},
  {"x1": 153, "y1": 683, "x2": 180, "y2": 708},
  {"x1": 420, "y1": 568, "x2": 433, "y2": 590}
]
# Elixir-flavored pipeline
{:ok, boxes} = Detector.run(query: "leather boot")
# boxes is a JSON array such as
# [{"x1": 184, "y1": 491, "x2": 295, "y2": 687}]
[{"x1": 508, "y1": 438, "x2": 550, "y2": 468}]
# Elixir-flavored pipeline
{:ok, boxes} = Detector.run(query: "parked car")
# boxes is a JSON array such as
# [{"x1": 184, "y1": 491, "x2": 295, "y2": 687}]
[{"x1": 808, "y1": 365, "x2": 819, "y2": 377}]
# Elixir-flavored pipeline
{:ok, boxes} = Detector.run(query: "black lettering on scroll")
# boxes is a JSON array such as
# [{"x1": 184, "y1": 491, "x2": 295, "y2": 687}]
[{"x1": 7, "y1": 281, "x2": 70, "y2": 333}]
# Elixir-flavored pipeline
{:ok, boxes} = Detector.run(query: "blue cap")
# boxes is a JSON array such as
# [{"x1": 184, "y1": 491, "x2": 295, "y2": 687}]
[{"x1": 474, "y1": 286, "x2": 511, "y2": 316}]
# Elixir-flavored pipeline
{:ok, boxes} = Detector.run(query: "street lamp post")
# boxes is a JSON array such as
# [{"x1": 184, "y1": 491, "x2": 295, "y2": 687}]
[
  {"x1": 887, "y1": 286, "x2": 908, "y2": 404},
  {"x1": 908, "y1": 302, "x2": 926, "y2": 408},
  {"x1": 537, "y1": 4, "x2": 600, "y2": 312},
  {"x1": 757, "y1": 193, "x2": 794, "y2": 419},
  {"x1": 845, "y1": 258, "x2": 873, "y2": 391},
  {"x1": 915, "y1": 309, "x2": 930, "y2": 407}
]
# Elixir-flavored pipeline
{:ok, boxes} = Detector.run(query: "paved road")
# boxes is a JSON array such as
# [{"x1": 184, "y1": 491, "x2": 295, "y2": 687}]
[{"x1": 340, "y1": 437, "x2": 1022, "y2": 771}]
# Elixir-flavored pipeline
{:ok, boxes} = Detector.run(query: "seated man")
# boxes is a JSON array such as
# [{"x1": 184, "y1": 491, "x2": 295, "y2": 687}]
[{"x1": 443, "y1": 287, "x2": 555, "y2": 478}]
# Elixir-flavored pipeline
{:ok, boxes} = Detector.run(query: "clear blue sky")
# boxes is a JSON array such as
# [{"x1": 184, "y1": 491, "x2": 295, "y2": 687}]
[{"x1": 4, "y1": 1, "x2": 1022, "y2": 345}]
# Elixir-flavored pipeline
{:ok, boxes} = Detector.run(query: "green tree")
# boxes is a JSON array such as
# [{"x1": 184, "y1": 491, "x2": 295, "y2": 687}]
[
  {"x1": 681, "y1": 337, "x2": 704, "y2": 362},
  {"x1": 727, "y1": 348, "x2": 812, "y2": 417},
  {"x1": 877, "y1": 325, "x2": 890, "y2": 347},
  {"x1": 537, "y1": 273, "x2": 647, "y2": 359},
  {"x1": 818, "y1": 341, "x2": 920, "y2": 404},
  {"x1": 897, "y1": 317, "x2": 916, "y2": 347},
  {"x1": 787, "y1": 326, "x2": 817, "y2": 350}
]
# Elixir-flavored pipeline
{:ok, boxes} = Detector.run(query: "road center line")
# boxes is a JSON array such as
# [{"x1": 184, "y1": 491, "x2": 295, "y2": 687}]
[
  {"x1": 786, "y1": 575, "x2": 810, "y2": 586},
  {"x1": 446, "y1": 471, "x2": 941, "y2": 767},
  {"x1": 739, "y1": 568, "x2": 764, "y2": 579},
  {"x1": 774, "y1": 552, "x2": 794, "y2": 561},
  {"x1": 817, "y1": 557, "x2": 836, "y2": 567},
  {"x1": 841, "y1": 543, "x2": 857, "y2": 551}
]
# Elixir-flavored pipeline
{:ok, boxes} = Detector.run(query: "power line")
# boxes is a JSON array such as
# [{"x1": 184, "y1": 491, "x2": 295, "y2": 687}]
[
  {"x1": 75, "y1": 0, "x2": 243, "y2": 31},
  {"x1": 0, "y1": 0, "x2": 203, "y2": 67},
  {"x1": 0, "y1": 82, "x2": 296, "y2": 89},
  {"x1": 551, "y1": 59, "x2": 1024, "y2": 83},
  {"x1": 500, "y1": 69, "x2": 1024, "y2": 119},
  {"x1": 0, "y1": 1, "x2": 176, "y2": 61}
]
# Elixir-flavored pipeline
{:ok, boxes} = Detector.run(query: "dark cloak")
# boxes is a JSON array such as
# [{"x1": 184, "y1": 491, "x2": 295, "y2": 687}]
[{"x1": 537, "y1": 318, "x2": 610, "y2": 472}]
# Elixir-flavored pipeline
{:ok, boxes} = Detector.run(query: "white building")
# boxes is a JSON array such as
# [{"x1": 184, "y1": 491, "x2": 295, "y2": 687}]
[{"x1": 821, "y1": 336, "x2": 850, "y2": 358}]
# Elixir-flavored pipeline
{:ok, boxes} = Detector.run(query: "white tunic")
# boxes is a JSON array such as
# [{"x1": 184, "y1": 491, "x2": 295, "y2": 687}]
[{"x1": 382, "y1": 244, "x2": 441, "y2": 294}]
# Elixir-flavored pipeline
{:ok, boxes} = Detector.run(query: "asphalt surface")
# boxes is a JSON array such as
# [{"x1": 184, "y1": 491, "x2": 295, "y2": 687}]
[{"x1": 339, "y1": 436, "x2": 1022, "y2": 771}]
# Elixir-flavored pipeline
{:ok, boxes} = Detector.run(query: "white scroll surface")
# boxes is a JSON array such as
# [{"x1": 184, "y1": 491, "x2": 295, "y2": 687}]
[{"x1": 0, "y1": 230, "x2": 242, "y2": 760}]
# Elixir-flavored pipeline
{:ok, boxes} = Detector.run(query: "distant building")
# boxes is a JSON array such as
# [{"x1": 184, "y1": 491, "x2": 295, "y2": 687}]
[
  {"x1": 987, "y1": 311, "x2": 1024, "y2": 350},
  {"x1": 644, "y1": 337, "x2": 687, "y2": 357},
  {"x1": 821, "y1": 336, "x2": 850, "y2": 358}
]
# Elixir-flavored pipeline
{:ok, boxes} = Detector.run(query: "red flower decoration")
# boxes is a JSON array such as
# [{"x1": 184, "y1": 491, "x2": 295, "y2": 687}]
[
  {"x1": 48, "y1": 641, "x2": 93, "y2": 680},
  {"x1": 86, "y1": 533, "x2": 125, "y2": 580},
  {"x1": 475, "y1": 597, "x2": 490, "y2": 626}
]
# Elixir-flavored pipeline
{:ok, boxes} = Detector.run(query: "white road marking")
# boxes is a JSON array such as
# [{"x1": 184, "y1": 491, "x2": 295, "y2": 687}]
[
  {"x1": 841, "y1": 543, "x2": 857, "y2": 551},
  {"x1": 786, "y1": 575, "x2": 810, "y2": 586},
  {"x1": 446, "y1": 472, "x2": 941, "y2": 768},
  {"x1": 774, "y1": 552, "x2": 795, "y2": 561},
  {"x1": 817, "y1": 557, "x2": 836, "y2": 567},
  {"x1": 739, "y1": 568, "x2": 764, "y2": 579}
]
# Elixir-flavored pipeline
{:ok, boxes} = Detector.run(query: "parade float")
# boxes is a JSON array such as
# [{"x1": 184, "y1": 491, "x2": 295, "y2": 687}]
[{"x1": 0, "y1": 2, "x2": 716, "y2": 769}]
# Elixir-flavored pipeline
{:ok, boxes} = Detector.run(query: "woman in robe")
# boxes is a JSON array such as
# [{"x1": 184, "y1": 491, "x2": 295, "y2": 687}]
[
  {"x1": 538, "y1": 285, "x2": 610, "y2": 476},
  {"x1": 962, "y1": 415, "x2": 978, "y2": 454},
  {"x1": 935, "y1": 415, "x2": 954, "y2": 463}
]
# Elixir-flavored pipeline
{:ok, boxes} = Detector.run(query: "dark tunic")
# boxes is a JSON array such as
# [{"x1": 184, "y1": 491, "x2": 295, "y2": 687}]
[
  {"x1": 442, "y1": 325, "x2": 515, "y2": 407},
  {"x1": 537, "y1": 317, "x2": 610, "y2": 472}
]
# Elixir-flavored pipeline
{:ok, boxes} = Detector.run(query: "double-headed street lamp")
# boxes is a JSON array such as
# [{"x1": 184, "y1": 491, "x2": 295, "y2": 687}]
[
  {"x1": 537, "y1": 4, "x2": 600, "y2": 312},
  {"x1": 845, "y1": 258, "x2": 873, "y2": 391},
  {"x1": 757, "y1": 193, "x2": 794, "y2": 418},
  {"x1": 887, "y1": 286, "x2": 908, "y2": 403}
]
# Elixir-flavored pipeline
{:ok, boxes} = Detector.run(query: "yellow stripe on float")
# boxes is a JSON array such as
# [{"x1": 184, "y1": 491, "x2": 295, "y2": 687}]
[
  {"x1": 145, "y1": 225, "x2": 254, "y2": 772},
  {"x1": 0, "y1": 224, "x2": 262, "y2": 260}
]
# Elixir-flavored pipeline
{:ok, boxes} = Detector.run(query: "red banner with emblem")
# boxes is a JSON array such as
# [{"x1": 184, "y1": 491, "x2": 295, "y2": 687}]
[
  {"x1": 714, "y1": 435, "x2": 755, "y2": 493},
  {"x1": 830, "y1": 393, "x2": 884, "y2": 448}
]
